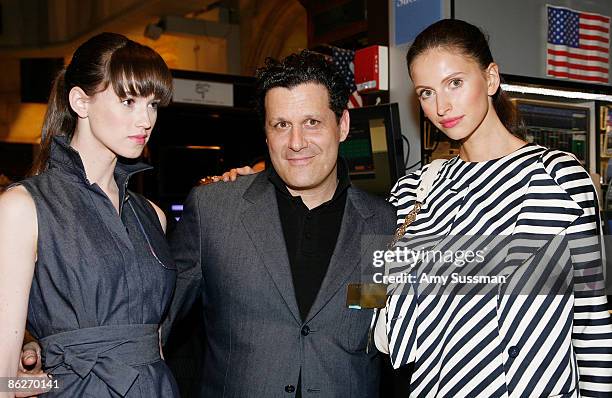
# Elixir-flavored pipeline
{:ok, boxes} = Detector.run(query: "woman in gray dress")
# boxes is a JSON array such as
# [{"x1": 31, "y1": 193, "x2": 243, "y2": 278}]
[{"x1": 0, "y1": 33, "x2": 179, "y2": 397}]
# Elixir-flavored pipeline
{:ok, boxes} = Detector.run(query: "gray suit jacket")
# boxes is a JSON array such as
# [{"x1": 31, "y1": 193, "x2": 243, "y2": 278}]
[{"x1": 164, "y1": 170, "x2": 396, "y2": 397}]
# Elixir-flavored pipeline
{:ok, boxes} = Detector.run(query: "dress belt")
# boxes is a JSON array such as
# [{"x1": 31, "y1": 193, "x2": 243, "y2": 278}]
[{"x1": 39, "y1": 323, "x2": 160, "y2": 397}]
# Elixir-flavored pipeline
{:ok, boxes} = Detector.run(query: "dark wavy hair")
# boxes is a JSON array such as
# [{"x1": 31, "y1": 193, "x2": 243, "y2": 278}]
[
  {"x1": 31, "y1": 32, "x2": 173, "y2": 175},
  {"x1": 406, "y1": 19, "x2": 522, "y2": 136},
  {"x1": 254, "y1": 50, "x2": 350, "y2": 124}
]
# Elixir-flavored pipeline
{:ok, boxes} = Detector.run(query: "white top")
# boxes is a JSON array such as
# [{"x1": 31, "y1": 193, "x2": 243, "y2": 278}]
[{"x1": 378, "y1": 144, "x2": 612, "y2": 397}]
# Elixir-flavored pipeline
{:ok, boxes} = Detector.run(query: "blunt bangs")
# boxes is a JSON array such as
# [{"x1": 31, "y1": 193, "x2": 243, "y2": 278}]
[{"x1": 107, "y1": 42, "x2": 173, "y2": 106}]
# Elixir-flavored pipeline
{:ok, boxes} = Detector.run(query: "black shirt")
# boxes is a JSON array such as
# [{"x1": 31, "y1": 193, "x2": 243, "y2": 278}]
[{"x1": 268, "y1": 160, "x2": 351, "y2": 321}]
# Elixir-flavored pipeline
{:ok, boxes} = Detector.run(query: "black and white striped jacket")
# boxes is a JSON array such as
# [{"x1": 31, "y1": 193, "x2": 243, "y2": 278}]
[{"x1": 379, "y1": 145, "x2": 612, "y2": 397}]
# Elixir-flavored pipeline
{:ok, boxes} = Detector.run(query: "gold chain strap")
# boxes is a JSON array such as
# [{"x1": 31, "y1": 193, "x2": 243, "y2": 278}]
[{"x1": 387, "y1": 201, "x2": 422, "y2": 249}]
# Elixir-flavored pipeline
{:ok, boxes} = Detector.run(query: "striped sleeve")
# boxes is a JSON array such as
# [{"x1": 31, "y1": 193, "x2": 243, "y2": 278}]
[
  {"x1": 542, "y1": 150, "x2": 612, "y2": 397},
  {"x1": 388, "y1": 168, "x2": 423, "y2": 215}
]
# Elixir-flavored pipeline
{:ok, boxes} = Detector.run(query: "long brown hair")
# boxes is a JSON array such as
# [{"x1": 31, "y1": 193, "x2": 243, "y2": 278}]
[
  {"x1": 31, "y1": 32, "x2": 173, "y2": 175},
  {"x1": 406, "y1": 19, "x2": 522, "y2": 136}
]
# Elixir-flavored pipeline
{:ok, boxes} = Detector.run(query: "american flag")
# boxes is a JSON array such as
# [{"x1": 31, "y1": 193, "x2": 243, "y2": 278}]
[
  {"x1": 547, "y1": 5, "x2": 610, "y2": 84},
  {"x1": 331, "y1": 47, "x2": 363, "y2": 108}
]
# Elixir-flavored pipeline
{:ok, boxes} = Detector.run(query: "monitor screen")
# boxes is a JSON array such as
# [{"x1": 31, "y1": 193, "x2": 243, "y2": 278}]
[
  {"x1": 515, "y1": 100, "x2": 589, "y2": 164},
  {"x1": 341, "y1": 103, "x2": 405, "y2": 197}
]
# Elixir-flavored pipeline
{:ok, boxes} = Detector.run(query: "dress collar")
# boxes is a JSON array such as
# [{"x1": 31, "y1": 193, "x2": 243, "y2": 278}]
[{"x1": 47, "y1": 135, "x2": 152, "y2": 186}]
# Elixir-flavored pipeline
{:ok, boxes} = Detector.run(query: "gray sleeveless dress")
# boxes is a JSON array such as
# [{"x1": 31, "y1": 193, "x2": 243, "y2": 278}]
[{"x1": 19, "y1": 136, "x2": 179, "y2": 397}]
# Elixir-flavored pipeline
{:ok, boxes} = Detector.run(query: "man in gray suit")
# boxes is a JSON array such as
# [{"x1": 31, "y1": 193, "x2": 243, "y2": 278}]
[{"x1": 165, "y1": 50, "x2": 396, "y2": 397}]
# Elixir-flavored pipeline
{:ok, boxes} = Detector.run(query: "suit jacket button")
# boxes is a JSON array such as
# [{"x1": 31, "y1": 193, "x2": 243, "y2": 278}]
[
  {"x1": 301, "y1": 325, "x2": 310, "y2": 336},
  {"x1": 285, "y1": 385, "x2": 295, "y2": 393},
  {"x1": 508, "y1": 346, "x2": 520, "y2": 358}
]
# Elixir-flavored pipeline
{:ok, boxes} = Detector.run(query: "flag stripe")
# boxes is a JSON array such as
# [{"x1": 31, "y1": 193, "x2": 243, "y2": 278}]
[
  {"x1": 548, "y1": 54, "x2": 608, "y2": 68},
  {"x1": 579, "y1": 19, "x2": 610, "y2": 29},
  {"x1": 577, "y1": 43, "x2": 609, "y2": 53},
  {"x1": 548, "y1": 60, "x2": 609, "y2": 73},
  {"x1": 547, "y1": 64, "x2": 608, "y2": 77},
  {"x1": 547, "y1": 69, "x2": 608, "y2": 82},
  {"x1": 547, "y1": 48, "x2": 608, "y2": 63},
  {"x1": 348, "y1": 91, "x2": 362, "y2": 109},
  {"x1": 579, "y1": 23, "x2": 609, "y2": 33},
  {"x1": 579, "y1": 34, "x2": 609, "y2": 43},
  {"x1": 579, "y1": 39, "x2": 610, "y2": 48},
  {"x1": 580, "y1": 13, "x2": 610, "y2": 23},
  {"x1": 581, "y1": 28, "x2": 610, "y2": 37},
  {"x1": 547, "y1": 46, "x2": 609, "y2": 60}
]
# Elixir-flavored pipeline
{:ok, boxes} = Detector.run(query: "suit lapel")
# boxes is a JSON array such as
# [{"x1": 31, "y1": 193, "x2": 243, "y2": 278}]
[
  {"x1": 306, "y1": 189, "x2": 369, "y2": 322},
  {"x1": 241, "y1": 173, "x2": 302, "y2": 324}
]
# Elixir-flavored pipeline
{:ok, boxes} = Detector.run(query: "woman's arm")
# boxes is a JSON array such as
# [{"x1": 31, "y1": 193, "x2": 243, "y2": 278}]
[
  {"x1": 146, "y1": 199, "x2": 167, "y2": 234},
  {"x1": 145, "y1": 199, "x2": 167, "y2": 357},
  {"x1": 566, "y1": 188, "x2": 612, "y2": 396},
  {"x1": 0, "y1": 186, "x2": 37, "y2": 393},
  {"x1": 543, "y1": 151, "x2": 612, "y2": 396}
]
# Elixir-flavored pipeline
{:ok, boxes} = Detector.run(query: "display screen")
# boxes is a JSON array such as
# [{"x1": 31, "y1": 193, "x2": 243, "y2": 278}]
[
  {"x1": 340, "y1": 117, "x2": 375, "y2": 178},
  {"x1": 517, "y1": 101, "x2": 589, "y2": 163},
  {"x1": 340, "y1": 104, "x2": 404, "y2": 197}
]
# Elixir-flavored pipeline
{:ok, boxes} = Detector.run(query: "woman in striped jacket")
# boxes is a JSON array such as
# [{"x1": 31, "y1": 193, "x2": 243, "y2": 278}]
[{"x1": 376, "y1": 19, "x2": 612, "y2": 397}]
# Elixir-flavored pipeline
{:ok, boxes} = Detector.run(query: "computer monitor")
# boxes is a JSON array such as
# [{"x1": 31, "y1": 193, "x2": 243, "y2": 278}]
[
  {"x1": 515, "y1": 99, "x2": 589, "y2": 164},
  {"x1": 341, "y1": 103, "x2": 405, "y2": 197}
]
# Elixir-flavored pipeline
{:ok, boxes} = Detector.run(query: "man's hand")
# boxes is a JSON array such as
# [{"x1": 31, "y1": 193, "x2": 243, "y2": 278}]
[
  {"x1": 200, "y1": 166, "x2": 258, "y2": 185},
  {"x1": 220, "y1": 166, "x2": 256, "y2": 182},
  {"x1": 19, "y1": 342, "x2": 41, "y2": 373},
  {"x1": 16, "y1": 341, "x2": 49, "y2": 397}
]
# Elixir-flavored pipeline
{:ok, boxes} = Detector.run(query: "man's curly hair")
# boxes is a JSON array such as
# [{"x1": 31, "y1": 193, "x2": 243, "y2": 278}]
[{"x1": 254, "y1": 50, "x2": 350, "y2": 124}]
